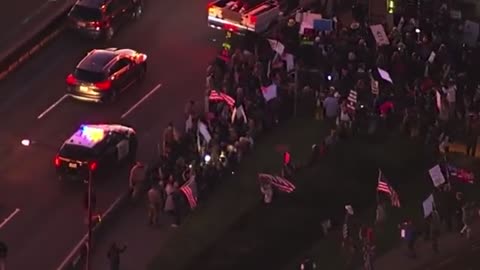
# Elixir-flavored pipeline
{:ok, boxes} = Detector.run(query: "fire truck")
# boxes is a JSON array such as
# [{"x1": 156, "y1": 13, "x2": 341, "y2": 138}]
[{"x1": 207, "y1": 0, "x2": 280, "y2": 34}]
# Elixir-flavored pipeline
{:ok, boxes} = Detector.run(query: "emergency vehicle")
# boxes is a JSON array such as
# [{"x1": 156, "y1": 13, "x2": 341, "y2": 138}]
[
  {"x1": 207, "y1": 0, "x2": 280, "y2": 34},
  {"x1": 55, "y1": 124, "x2": 137, "y2": 180}
]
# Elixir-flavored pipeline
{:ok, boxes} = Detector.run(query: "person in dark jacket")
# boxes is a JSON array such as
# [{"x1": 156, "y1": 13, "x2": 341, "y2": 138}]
[{"x1": 107, "y1": 242, "x2": 126, "y2": 270}]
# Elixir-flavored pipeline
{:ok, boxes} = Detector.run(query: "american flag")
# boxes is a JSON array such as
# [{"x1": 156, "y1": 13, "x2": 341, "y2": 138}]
[
  {"x1": 258, "y1": 173, "x2": 295, "y2": 193},
  {"x1": 447, "y1": 165, "x2": 474, "y2": 184},
  {"x1": 347, "y1": 90, "x2": 357, "y2": 111},
  {"x1": 209, "y1": 90, "x2": 235, "y2": 107},
  {"x1": 180, "y1": 176, "x2": 198, "y2": 209},
  {"x1": 376, "y1": 169, "x2": 401, "y2": 208}
]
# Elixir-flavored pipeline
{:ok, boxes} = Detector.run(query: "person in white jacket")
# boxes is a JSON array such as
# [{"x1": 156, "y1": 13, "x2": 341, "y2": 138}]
[{"x1": 129, "y1": 162, "x2": 145, "y2": 200}]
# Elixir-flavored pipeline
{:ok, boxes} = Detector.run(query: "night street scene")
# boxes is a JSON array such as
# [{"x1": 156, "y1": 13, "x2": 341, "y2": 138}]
[{"x1": 1, "y1": 0, "x2": 480, "y2": 269}]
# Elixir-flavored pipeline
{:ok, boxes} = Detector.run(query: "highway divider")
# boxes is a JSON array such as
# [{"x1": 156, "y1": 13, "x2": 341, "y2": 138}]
[
  {"x1": 55, "y1": 190, "x2": 131, "y2": 270},
  {"x1": 0, "y1": 1, "x2": 75, "y2": 81}
]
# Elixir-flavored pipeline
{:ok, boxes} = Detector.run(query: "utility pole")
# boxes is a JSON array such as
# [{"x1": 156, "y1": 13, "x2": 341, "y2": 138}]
[{"x1": 85, "y1": 169, "x2": 93, "y2": 270}]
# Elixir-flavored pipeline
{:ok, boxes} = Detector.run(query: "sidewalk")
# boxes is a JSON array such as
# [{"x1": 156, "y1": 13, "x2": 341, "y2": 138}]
[
  {"x1": 371, "y1": 220, "x2": 480, "y2": 270},
  {"x1": 90, "y1": 198, "x2": 174, "y2": 270}
]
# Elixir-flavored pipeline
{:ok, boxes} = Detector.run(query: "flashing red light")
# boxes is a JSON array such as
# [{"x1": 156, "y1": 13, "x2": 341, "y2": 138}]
[
  {"x1": 94, "y1": 80, "x2": 111, "y2": 90},
  {"x1": 91, "y1": 21, "x2": 103, "y2": 28},
  {"x1": 54, "y1": 156, "x2": 61, "y2": 167},
  {"x1": 66, "y1": 74, "x2": 77, "y2": 85},
  {"x1": 224, "y1": 24, "x2": 237, "y2": 32},
  {"x1": 89, "y1": 161, "x2": 97, "y2": 171},
  {"x1": 250, "y1": 16, "x2": 257, "y2": 24}
]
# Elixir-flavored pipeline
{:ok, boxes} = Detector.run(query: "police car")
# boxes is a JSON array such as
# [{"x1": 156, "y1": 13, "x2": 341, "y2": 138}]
[{"x1": 55, "y1": 124, "x2": 137, "y2": 180}]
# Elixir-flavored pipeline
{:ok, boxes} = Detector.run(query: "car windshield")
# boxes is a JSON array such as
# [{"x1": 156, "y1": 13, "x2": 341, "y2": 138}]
[
  {"x1": 70, "y1": 5, "x2": 102, "y2": 21},
  {"x1": 74, "y1": 68, "x2": 106, "y2": 82},
  {"x1": 59, "y1": 144, "x2": 95, "y2": 160}
]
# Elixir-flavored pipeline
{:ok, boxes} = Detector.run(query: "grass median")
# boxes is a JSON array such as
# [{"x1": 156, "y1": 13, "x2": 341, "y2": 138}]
[{"x1": 147, "y1": 117, "x2": 432, "y2": 270}]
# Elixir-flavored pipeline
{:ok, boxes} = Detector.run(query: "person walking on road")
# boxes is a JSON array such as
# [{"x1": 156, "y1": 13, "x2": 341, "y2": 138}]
[
  {"x1": 147, "y1": 182, "x2": 164, "y2": 226},
  {"x1": 460, "y1": 202, "x2": 474, "y2": 239},
  {"x1": 129, "y1": 161, "x2": 145, "y2": 200},
  {"x1": 0, "y1": 240, "x2": 7, "y2": 270},
  {"x1": 164, "y1": 178, "x2": 180, "y2": 227},
  {"x1": 107, "y1": 242, "x2": 126, "y2": 270}
]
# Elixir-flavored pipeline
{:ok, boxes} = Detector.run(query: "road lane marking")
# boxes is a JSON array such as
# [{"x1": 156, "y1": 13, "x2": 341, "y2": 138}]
[
  {"x1": 0, "y1": 208, "x2": 20, "y2": 229},
  {"x1": 37, "y1": 94, "x2": 69, "y2": 119},
  {"x1": 121, "y1": 83, "x2": 162, "y2": 119}
]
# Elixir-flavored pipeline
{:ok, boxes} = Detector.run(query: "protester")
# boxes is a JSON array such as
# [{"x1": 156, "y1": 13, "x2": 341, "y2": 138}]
[
  {"x1": 107, "y1": 242, "x2": 126, "y2": 270},
  {"x1": 147, "y1": 182, "x2": 163, "y2": 226},
  {"x1": 129, "y1": 162, "x2": 145, "y2": 200},
  {"x1": 430, "y1": 209, "x2": 441, "y2": 253},
  {"x1": 164, "y1": 178, "x2": 180, "y2": 227}
]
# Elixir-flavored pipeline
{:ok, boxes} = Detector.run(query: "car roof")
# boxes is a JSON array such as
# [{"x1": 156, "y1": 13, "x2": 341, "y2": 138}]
[
  {"x1": 75, "y1": 0, "x2": 106, "y2": 9},
  {"x1": 77, "y1": 50, "x2": 117, "y2": 73},
  {"x1": 77, "y1": 49, "x2": 139, "y2": 72},
  {"x1": 64, "y1": 124, "x2": 135, "y2": 149}
]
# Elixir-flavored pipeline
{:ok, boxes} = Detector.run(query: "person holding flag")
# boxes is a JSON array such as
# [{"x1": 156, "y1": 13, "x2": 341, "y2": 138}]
[{"x1": 376, "y1": 169, "x2": 401, "y2": 208}]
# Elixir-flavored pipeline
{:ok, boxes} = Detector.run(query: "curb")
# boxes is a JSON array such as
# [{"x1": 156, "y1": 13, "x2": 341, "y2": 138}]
[
  {"x1": 55, "y1": 190, "x2": 131, "y2": 270},
  {"x1": 0, "y1": 1, "x2": 75, "y2": 81}
]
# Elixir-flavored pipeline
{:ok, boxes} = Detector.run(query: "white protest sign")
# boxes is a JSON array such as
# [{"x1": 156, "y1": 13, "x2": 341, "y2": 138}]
[
  {"x1": 429, "y1": 165, "x2": 446, "y2": 187},
  {"x1": 370, "y1": 24, "x2": 390, "y2": 46},
  {"x1": 428, "y1": 51, "x2": 436, "y2": 63},
  {"x1": 423, "y1": 194, "x2": 435, "y2": 217},
  {"x1": 261, "y1": 84, "x2": 277, "y2": 102},
  {"x1": 197, "y1": 122, "x2": 211, "y2": 143},
  {"x1": 464, "y1": 20, "x2": 479, "y2": 47},
  {"x1": 378, "y1": 68, "x2": 393, "y2": 83},
  {"x1": 267, "y1": 39, "x2": 285, "y2": 55},
  {"x1": 299, "y1": 12, "x2": 321, "y2": 34},
  {"x1": 282, "y1": 53, "x2": 294, "y2": 72}
]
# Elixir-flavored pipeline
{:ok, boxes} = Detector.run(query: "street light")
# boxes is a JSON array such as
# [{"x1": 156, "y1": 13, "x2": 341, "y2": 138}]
[{"x1": 21, "y1": 139, "x2": 32, "y2": 146}]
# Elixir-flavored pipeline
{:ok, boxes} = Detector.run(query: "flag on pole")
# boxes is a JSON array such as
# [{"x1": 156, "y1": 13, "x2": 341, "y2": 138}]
[
  {"x1": 180, "y1": 176, "x2": 198, "y2": 209},
  {"x1": 377, "y1": 170, "x2": 401, "y2": 207},
  {"x1": 346, "y1": 90, "x2": 357, "y2": 111},
  {"x1": 209, "y1": 90, "x2": 235, "y2": 107},
  {"x1": 447, "y1": 164, "x2": 474, "y2": 184},
  {"x1": 258, "y1": 173, "x2": 295, "y2": 193}
]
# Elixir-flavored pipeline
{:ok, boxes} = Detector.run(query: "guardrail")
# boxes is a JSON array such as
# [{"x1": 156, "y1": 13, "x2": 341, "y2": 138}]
[
  {"x1": 55, "y1": 192, "x2": 131, "y2": 270},
  {"x1": 0, "y1": 1, "x2": 75, "y2": 81}
]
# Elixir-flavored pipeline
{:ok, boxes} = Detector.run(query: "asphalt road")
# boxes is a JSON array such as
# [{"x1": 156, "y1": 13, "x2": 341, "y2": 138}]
[
  {"x1": 0, "y1": 0, "x2": 74, "y2": 57},
  {"x1": 0, "y1": 0, "x2": 218, "y2": 268},
  {"x1": 424, "y1": 241, "x2": 480, "y2": 270}
]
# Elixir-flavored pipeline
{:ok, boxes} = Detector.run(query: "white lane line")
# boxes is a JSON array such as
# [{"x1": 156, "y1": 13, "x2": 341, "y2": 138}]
[
  {"x1": 37, "y1": 94, "x2": 69, "y2": 119},
  {"x1": 121, "y1": 83, "x2": 162, "y2": 119},
  {"x1": 0, "y1": 208, "x2": 20, "y2": 229}
]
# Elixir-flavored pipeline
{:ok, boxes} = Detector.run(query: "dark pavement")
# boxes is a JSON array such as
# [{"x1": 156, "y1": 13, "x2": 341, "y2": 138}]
[
  {"x1": 0, "y1": 0, "x2": 217, "y2": 268},
  {"x1": 0, "y1": 0, "x2": 75, "y2": 59}
]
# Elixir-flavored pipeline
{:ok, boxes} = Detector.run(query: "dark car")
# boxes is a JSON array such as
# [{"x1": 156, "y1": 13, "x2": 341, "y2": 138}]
[
  {"x1": 66, "y1": 48, "x2": 147, "y2": 103},
  {"x1": 68, "y1": 0, "x2": 143, "y2": 40},
  {"x1": 55, "y1": 124, "x2": 137, "y2": 181}
]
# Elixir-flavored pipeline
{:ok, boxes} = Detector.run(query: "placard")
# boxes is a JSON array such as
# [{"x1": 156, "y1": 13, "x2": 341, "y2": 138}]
[
  {"x1": 370, "y1": 24, "x2": 390, "y2": 46},
  {"x1": 313, "y1": 19, "x2": 333, "y2": 31},
  {"x1": 423, "y1": 194, "x2": 435, "y2": 217},
  {"x1": 261, "y1": 84, "x2": 277, "y2": 102},
  {"x1": 267, "y1": 39, "x2": 285, "y2": 55},
  {"x1": 429, "y1": 165, "x2": 446, "y2": 187}
]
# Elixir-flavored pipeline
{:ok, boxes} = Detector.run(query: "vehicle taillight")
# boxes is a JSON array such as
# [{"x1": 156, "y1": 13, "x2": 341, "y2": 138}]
[
  {"x1": 54, "y1": 156, "x2": 61, "y2": 167},
  {"x1": 89, "y1": 161, "x2": 97, "y2": 171},
  {"x1": 224, "y1": 24, "x2": 237, "y2": 32},
  {"x1": 66, "y1": 74, "x2": 77, "y2": 85},
  {"x1": 92, "y1": 21, "x2": 103, "y2": 28},
  {"x1": 250, "y1": 16, "x2": 257, "y2": 24},
  {"x1": 94, "y1": 80, "x2": 111, "y2": 90}
]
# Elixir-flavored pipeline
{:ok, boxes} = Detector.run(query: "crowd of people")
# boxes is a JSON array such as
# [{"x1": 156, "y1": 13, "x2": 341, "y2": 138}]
[{"x1": 126, "y1": 1, "x2": 479, "y2": 269}]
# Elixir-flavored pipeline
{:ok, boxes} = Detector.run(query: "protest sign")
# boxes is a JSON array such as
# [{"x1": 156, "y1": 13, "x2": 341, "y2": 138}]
[
  {"x1": 261, "y1": 84, "x2": 277, "y2": 102},
  {"x1": 267, "y1": 39, "x2": 285, "y2": 55},
  {"x1": 377, "y1": 68, "x2": 393, "y2": 83},
  {"x1": 370, "y1": 24, "x2": 390, "y2": 46},
  {"x1": 429, "y1": 165, "x2": 446, "y2": 187},
  {"x1": 423, "y1": 194, "x2": 435, "y2": 217},
  {"x1": 313, "y1": 19, "x2": 333, "y2": 31},
  {"x1": 464, "y1": 20, "x2": 479, "y2": 47}
]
